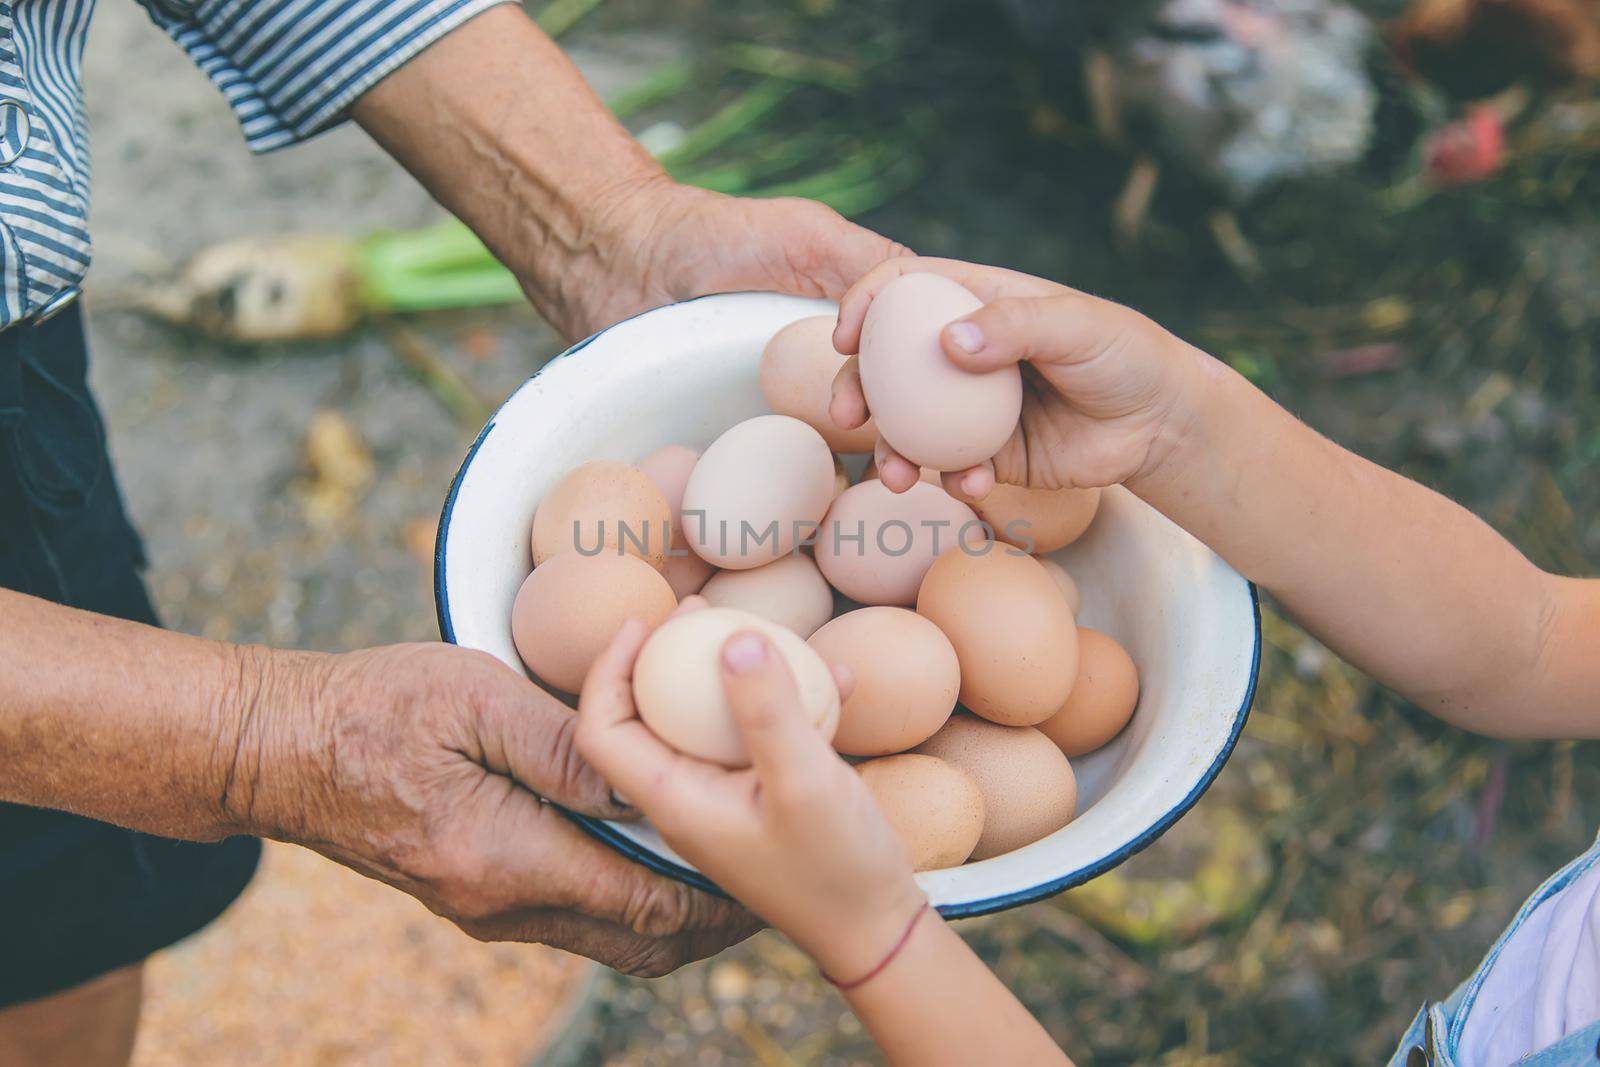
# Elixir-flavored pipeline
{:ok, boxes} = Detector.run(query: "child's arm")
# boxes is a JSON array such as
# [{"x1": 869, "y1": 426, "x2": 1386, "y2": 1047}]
[
  {"x1": 576, "y1": 607, "x2": 1074, "y2": 1067},
  {"x1": 1128, "y1": 358, "x2": 1597, "y2": 740},
  {"x1": 832, "y1": 258, "x2": 1600, "y2": 741}
]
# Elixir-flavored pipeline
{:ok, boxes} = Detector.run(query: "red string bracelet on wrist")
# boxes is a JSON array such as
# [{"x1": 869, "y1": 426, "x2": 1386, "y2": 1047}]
[{"x1": 822, "y1": 901, "x2": 932, "y2": 991}]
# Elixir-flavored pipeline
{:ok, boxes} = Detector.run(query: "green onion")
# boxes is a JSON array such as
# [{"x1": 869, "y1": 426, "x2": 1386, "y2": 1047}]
[
  {"x1": 721, "y1": 43, "x2": 860, "y2": 92},
  {"x1": 608, "y1": 59, "x2": 697, "y2": 122},
  {"x1": 536, "y1": 0, "x2": 605, "y2": 38},
  {"x1": 656, "y1": 81, "x2": 798, "y2": 172}
]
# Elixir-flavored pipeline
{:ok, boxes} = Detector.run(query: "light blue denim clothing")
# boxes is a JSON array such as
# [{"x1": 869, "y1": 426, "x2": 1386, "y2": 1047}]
[{"x1": 1388, "y1": 830, "x2": 1600, "y2": 1066}]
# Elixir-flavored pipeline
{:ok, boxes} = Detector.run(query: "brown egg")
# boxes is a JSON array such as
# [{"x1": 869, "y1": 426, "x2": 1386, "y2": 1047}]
[
  {"x1": 661, "y1": 554, "x2": 717, "y2": 600},
  {"x1": 511, "y1": 552, "x2": 677, "y2": 694},
  {"x1": 1038, "y1": 628, "x2": 1140, "y2": 757},
  {"x1": 760, "y1": 315, "x2": 878, "y2": 454},
  {"x1": 636, "y1": 445, "x2": 697, "y2": 518},
  {"x1": 808, "y1": 607, "x2": 959, "y2": 755},
  {"x1": 972, "y1": 485, "x2": 1101, "y2": 554},
  {"x1": 856, "y1": 754, "x2": 985, "y2": 871},
  {"x1": 1037, "y1": 557, "x2": 1082, "y2": 616},
  {"x1": 637, "y1": 444, "x2": 716, "y2": 598},
  {"x1": 633, "y1": 608, "x2": 840, "y2": 767},
  {"x1": 531, "y1": 460, "x2": 672, "y2": 570},
  {"x1": 814, "y1": 480, "x2": 981, "y2": 606},
  {"x1": 916, "y1": 543, "x2": 1079, "y2": 726},
  {"x1": 913, "y1": 716, "x2": 1077, "y2": 860},
  {"x1": 681, "y1": 416, "x2": 835, "y2": 570},
  {"x1": 701, "y1": 553, "x2": 835, "y2": 638}
]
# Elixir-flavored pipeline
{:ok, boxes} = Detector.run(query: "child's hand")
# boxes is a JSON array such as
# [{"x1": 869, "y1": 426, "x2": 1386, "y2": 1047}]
[
  {"x1": 828, "y1": 257, "x2": 1207, "y2": 501},
  {"x1": 576, "y1": 604, "x2": 928, "y2": 982}
]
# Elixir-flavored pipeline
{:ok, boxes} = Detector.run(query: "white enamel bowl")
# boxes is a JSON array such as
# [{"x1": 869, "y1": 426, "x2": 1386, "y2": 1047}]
[{"x1": 435, "y1": 292, "x2": 1260, "y2": 918}]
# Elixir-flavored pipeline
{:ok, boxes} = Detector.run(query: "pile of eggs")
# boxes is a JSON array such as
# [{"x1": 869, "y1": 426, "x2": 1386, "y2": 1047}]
[{"x1": 509, "y1": 274, "x2": 1141, "y2": 871}]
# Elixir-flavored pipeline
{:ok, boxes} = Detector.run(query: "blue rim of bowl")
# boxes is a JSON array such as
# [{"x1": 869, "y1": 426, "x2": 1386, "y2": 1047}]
[{"x1": 434, "y1": 294, "x2": 1263, "y2": 919}]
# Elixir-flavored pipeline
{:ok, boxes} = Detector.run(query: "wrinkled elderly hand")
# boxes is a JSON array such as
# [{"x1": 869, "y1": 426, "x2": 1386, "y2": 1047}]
[
  {"x1": 227, "y1": 642, "x2": 758, "y2": 976},
  {"x1": 531, "y1": 179, "x2": 912, "y2": 340}
]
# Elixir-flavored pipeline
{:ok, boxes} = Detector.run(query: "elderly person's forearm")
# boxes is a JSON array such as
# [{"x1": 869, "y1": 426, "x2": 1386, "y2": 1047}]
[
  {"x1": 351, "y1": 5, "x2": 664, "y2": 336},
  {"x1": 352, "y1": 5, "x2": 908, "y2": 339},
  {"x1": 0, "y1": 589, "x2": 294, "y2": 840}
]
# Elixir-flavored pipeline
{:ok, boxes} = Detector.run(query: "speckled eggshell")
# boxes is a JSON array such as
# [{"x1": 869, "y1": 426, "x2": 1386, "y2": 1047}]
[
  {"x1": 916, "y1": 543, "x2": 1078, "y2": 726},
  {"x1": 760, "y1": 316, "x2": 879, "y2": 454},
  {"x1": 632, "y1": 607, "x2": 840, "y2": 767},
  {"x1": 637, "y1": 444, "x2": 717, "y2": 598},
  {"x1": 808, "y1": 607, "x2": 959, "y2": 755},
  {"x1": 1037, "y1": 557, "x2": 1082, "y2": 617},
  {"x1": 973, "y1": 485, "x2": 1102, "y2": 554},
  {"x1": 510, "y1": 552, "x2": 677, "y2": 694},
  {"x1": 813, "y1": 479, "x2": 981, "y2": 606},
  {"x1": 858, "y1": 273, "x2": 1021, "y2": 471},
  {"x1": 680, "y1": 416, "x2": 835, "y2": 570},
  {"x1": 856, "y1": 754, "x2": 986, "y2": 871},
  {"x1": 530, "y1": 460, "x2": 672, "y2": 570},
  {"x1": 1038, "y1": 627, "x2": 1140, "y2": 757},
  {"x1": 913, "y1": 716, "x2": 1077, "y2": 860},
  {"x1": 700, "y1": 553, "x2": 835, "y2": 638}
]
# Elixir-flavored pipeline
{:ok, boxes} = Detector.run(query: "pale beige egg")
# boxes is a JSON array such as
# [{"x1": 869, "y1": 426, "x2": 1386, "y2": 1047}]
[
  {"x1": 701, "y1": 553, "x2": 835, "y2": 638},
  {"x1": 858, "y1": 273, "x2": 1021, "y2": 471},
  {"x1": 913, "y1": 716, "x2": 1077, "y2": 860},
  {"x1": 1038, "y1": 628, "x2": 1140, "y2": 757},
  {"x1": 856, "y1": 754, "x2": 985, "y2": 871},
  {"x1": 808, "y1": 607, "x2": 959, "y2": 756},
  {"x1": 632, "y1": 608, "x2": 839, "y2": 767},
  {"x1": 680, "y1": 416, "x2": 835, "y2": 570},
  {"x1": 530, "y1": 460, "x2": 672, "y2": 570},
  {"x1": 973, "y1": 485, "x2": 1101, "y2": 554},
  {"x1": 1037, "y1": 557, "x2": 1082, "y2": 616},
  {"x1": 916, "y1": 543, "x2": 1078, "y2": 726},
  {"x1": 814, "y1": 479, "x2": 980, "y2": 606},
  {"x1": 760, "y1": 315, "x2": 878, "y2": 454},
  {"x1": 511, "y1": 552, "x2": 676, "y2": 694}
]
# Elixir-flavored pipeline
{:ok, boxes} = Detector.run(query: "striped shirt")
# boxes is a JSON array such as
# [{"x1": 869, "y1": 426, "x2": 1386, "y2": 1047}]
[{"x1": 0, "y1": 0, "x2": 509, "y2": 329}]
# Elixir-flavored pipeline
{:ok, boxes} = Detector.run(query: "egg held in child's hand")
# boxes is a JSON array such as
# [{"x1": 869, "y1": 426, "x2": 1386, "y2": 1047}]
[
  {"x1": 761, "y1": 316, "x2": 878, "y2": 454},
  {"x1": 973, "y1": 484, "x2": 1101, "y2": 554},
  {"x1": 1037, "y1": 557, "x2": 1082, "y2": 617},
  {"x1": 1039, "y1": 628, "x2": 1139, "y2": 757},
  {"x1": 856, "y1": 754, "x2": 985, "y2": 871},
  {"x1": 680, "y1": 415, "x2": 835, "y2": 570},
  {"x1": 813, "y1": 479, "x2": 980, "y2": 606},
  {"x1": 701, "y1": 553, "x2": 835, "y2": 638},
  {"x1": 511, "y1": 552, "x2": 677, "y2": 694},
  {"x1": 637, "y1": 444, "x2": 717, "y2": 598},
  {"x1": 633, "y1": 607, "x2": 840, "y2": 767},
  {"x1": 914, "y1": 716, "x2": 1077, "y2": 860},
  {"x1": 917, "y1": 543, "x2": 1079, "y2": 726},
  {"x1": 531, "y1": 460, "x2": 672, "y2": 570},
  {"x1": 857, "y1": 273, "x2": 1022, "y2": 471},
  {"x1": 808, "y1": 607, "x2": 959, "y2": 756}
]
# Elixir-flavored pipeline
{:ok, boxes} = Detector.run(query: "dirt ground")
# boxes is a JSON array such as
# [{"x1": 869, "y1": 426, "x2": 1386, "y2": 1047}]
[{"x1": 79, "y1": 3, "x2": 1598, "y2": 1066}]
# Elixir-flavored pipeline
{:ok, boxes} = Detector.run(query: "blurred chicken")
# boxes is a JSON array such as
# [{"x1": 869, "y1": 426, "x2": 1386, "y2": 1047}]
[
  {"x1": 1390, "y1": 0, "x2": 1600, "y2": 98},
  {"x1": 1004, "y1": 0, "x2": 1379, "y2": 201}
]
